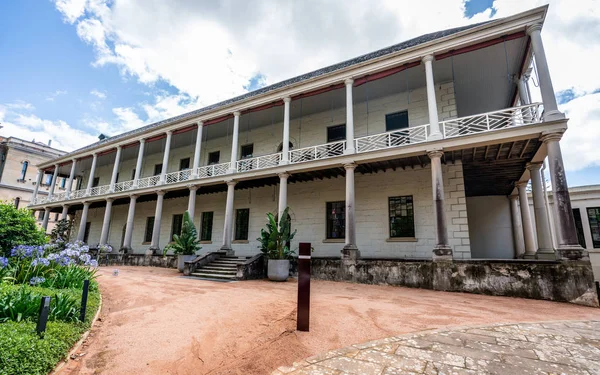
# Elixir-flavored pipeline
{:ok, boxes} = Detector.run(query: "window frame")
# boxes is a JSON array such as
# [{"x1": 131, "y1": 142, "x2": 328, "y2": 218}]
[
  {"x1": 179, "y1": 158, "x2": 190, "y2": 171},
  {"x1": 240, "y1": 144, "x2": 254, "y2": 159},
  {"x1": 388, "y1": 195, "x2": 416, "y2": 238},
  {"x1": 92, "y1": 177, "x2": 100, "y2": 188},
  {"x1": 144, "y1": 217, "x2": 155, "y2": 243},
  {"x1": 83, "y1": 222, "x2": 91, "y2": 243},
  {"x1": 60, "y1": 177, "x2": 66, "y2": 189},
  {"x1": 385, "y1": 110, "x2": 409, "y2": 132},
  {"x1": 572, "y1": 208, "x2": 587, "y2": 248},
  {"x1": 19, "y1": 161, "x2": 29, "y2": 181},
  {"x1": 170, "y1": 214, "x2": 184, "y2": 242},
  {"x1": 208, "y1": 151, "x2": 220, "y2": 165},
  {"x1": 326, "y1": 201, "x2": 345, "y2": 239},
  {"x1": 14, "y1": 197, "x2": 20, "y2": 209},
  {"x1": 154, "y1": 164, "x2": 163, "y2": 176},
  {"x1": 200, "y1": 211, "x2": 214, "y2": 241},
  {"x1": 234, "y1": 208, "x2": 250, "y2": 241},
  {"x1": 587, "y1": 207, "x2": 600, "y2": 248},
  {"x1": 326, "y1": 124, "x2": 346, "y2": 143}
]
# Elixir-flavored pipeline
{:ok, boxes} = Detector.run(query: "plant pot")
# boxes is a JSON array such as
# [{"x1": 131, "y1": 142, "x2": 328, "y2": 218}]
[
  {"x1": 177, "y1": 254, "x2": 196, "y2": 273},
  {"x1": 267, "y1": 259, "x2": 290, "y2": 281}
]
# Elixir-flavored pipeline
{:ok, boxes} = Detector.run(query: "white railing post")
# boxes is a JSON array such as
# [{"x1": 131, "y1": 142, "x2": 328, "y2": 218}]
[{"x1": 486, "y1": 114, "x2": 490, "y2": 130}]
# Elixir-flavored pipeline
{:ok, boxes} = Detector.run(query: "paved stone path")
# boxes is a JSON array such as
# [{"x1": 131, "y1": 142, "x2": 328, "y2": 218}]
[{"x1": 273, "y1": 320, "x2": 600, "y2": 374}]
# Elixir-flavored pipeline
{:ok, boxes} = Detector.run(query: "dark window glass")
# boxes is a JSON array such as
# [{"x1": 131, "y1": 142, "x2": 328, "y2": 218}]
[
  {"x1": 171, "y1": 214, "x2": 183, "y2": 241},
  {"x1": 385, "y1": 111, "x2": 409, "y2": 131},
  {"x1": 131, "y1": 168, "x2": 136, "y2": 180},
  {"x1": 145, "y1": 217, "x2": 155, "y2": 243},
  {"x1": 326, "y1": 201, "x2": 345, "y2": 239},
  {"x1": 201, "y1": 211, "x2": 213, "y2": 241},
  {"x1": 39, "y1": 210, "x2": 45, "y2": 220},
  {"x1": 115, "y1": 172, "x2": 119, "y2": 183},
  {"x1": 208, "y1": 151, "x2": 220, "y2": 165},
  {"x1": 587, "y1": 207, "x2": 600, "y2": 248},
  {"x1": 76, "y1": 178, "x2": 83, "y2": 191},
  {"x1": 573, "y1": 208, "x2": 587, "y2": 248},
  {"x1": 45, "y1": 174, "x2": 53, "y2": 185},
  {"x1": 14, "y1": 197, "x2": 20, "y2": 209},
  {"x1": 327, "y1": 124, "x2": 346, "y2": 143},
  {"x1": 20, "y1": 161, "x2": 28, "y2": 180},
  {"x1": 179, "y1": 158, "x2": 190, "y2": 170},
  {"x1": 54, "y1": 213, "x2": 59, "y2": 222},
  {"x1": 241, "y1": 144, "x2": 254, "y2": 159},
  {"x1": 389, "y1": 196, "x2": 415, "y2": 238},
  {"x1": 235, "y1": 208, "x2": 250, "y2": 241},
  {"x1": 154, "y1": 164, "x2": 163, "y2": 176},
  {"x1": 60, "y1": 178, "x2": 66, "y2": 188},
  {"x1": 83, "y1": 222, "x2": 91, "y2": 243},
  {"x1": 92, "y1": 177, "x2": 100, "y2": 187}
]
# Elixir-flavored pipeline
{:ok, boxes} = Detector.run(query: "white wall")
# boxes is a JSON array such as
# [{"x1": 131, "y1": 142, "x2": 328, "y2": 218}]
[{"x1": 466, "y1": 196, "x2": 515, "y2": 259}]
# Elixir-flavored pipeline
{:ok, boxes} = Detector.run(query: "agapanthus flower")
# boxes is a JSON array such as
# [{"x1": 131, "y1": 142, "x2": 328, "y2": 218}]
[
  {"x1": 0, "y1": 257, "x2": 8, "y2": 269},
  {"x1": 47, "y1": 253, "x2": 59, "y2": 261},
  {"x1": 98, "y1": 244, "x2": 112, "y2": 253},
  {"x1": 31, "y1": 258, "x2": 50, "y2": 267},
  {"x1": 29, "y1": 276, "x2": 45, "y2": 286},
  {"x1": 85, "y1": 259, "x2": 99, "y2": 268},
  {"x1": 10, "y1": 245, "x2": 44, "y2": 259},
  {"x1": 57, "y1": 256, "x2": 74, "y2": 266},
  {"x1": 79, "y1": 254, "x2": 91, "y2": 263}
]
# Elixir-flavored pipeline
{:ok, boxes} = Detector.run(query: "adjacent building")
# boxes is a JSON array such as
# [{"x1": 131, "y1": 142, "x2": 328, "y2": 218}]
[{"x1": 28, "y1": 6, "x2": 585, "y2": 262}]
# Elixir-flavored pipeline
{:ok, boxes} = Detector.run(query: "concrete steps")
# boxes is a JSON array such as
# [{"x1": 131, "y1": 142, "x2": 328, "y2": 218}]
[{"x1": 190, "y1": 256, "x2": 250, "y2": 281}]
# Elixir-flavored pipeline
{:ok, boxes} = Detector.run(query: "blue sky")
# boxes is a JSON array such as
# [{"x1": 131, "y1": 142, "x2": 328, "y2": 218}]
[{"x1": 1, "y1": 0, "x2": 599, "y2": 187}]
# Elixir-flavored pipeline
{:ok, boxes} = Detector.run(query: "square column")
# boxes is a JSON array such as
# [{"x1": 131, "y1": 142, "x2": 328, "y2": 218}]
[
  {"x1": 229, "y1": 112, "x2": 241, "y2": 173},
  {"x1": 341, "y1": 163, "x2": 359, "y2": 260},
  {"x1": 427, "y1": 151, "x2": 452, "y2": 260},
  {"x1": 86, "y1": 153, "x2": 98, "y2": 195},
  {"x1": 99, "y1": 198, "x2": 114, "y2": 245},
  {"x1": 77, "y1": 202, "x2": 91, "y2": 242},
  {"x1": 61, "y1": 204, "x2": 69, "y2": 221},
  {"x1": 187, "y1": 185, "x2": 198, "y2": 222},
  {"x1": 344, "y1": 79, "x2": 356, "y2": 154},
  {"x1": 41, "y1": 207, "x2": 51, "y2": 231},
  {"x1": 122, "y1": 194, "x2": 138, "y2": 252},
  {"x1": 526, "y1": 162, "x2": 555, "y2": 259},
  {"x1": 509, "y1": 195, "x2": 526, "y2": 258},
  {"x1": 516, "y1": 182, "x2": 537, "y2": 258},
  {"x1": 278, "y1": 173, "x2": 289, "y2": 219},
  {"x1": 149, "y1": 191, "x2": 165, "y2": 254},
  {"x1": 280, "y1": 98, "x2": 291, "y2": 164},
  {"x1": 109, "y1": 146, "x2": 122, "y2": 192},
  {"x1": 221, "y1": 180, "x2": 236, "y2": 255},
  {"x1": 159, "y1": 131, "x2": 173, "y2": 184},
  {"x1": 66, "y1": 159, "x2": 77, "y2": 198},
  {"x1": 48, "y1": 165, "x2": 59, "y2": 197},
  {"x1": 422, "y1": 55, "x2": 443, "y2": 140},
  {"x1": 191, "y1": 122, "x2": 203, "y2": 178},
  {"x1": 132, "y1": 140, "x2": 145, "y2": 188}
]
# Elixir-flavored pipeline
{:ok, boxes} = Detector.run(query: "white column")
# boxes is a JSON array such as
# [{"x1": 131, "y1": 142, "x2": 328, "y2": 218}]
[
  {"x1": 517, "y1": 77, "x2": 531, "y2": 105},
  {"x1": 48, "y1": 164, "x2": 59, "y2": 197},
  {"x1": 191, "y1": 122, "x2": 203, "y2": 178},
  {"x1": 61, "y1": 204, "x2": 69, "y2": 221},
  {"x1": 527, "y1": 24, "x2": 564, "y2": 121},
  {"x1": 149, "y1": 190, "x2": 165, "y2": 253},
  {"x1": 278, "y1": 173, "x2": 289, "y2": 219},
  {"x1": 540, "y1": 131, "x2": 583, "y2": 259},
  {"x1": 509, "y1": 195, "x2": 525, "y2": 259},
  {"x1": 86, "y1": 153, "x2": 98, "y2": 195},
  {"x1": 159, "y1": 131, "x2": 173, "y2": 184},
  {"x1": 516, "y1": 182, "x2": 537, "y2": 258},
  {"x1": 132, "y1": 139, "x2": 145, "y2": 187},
  {"x1": 229, "y1": 112, "x2": 240, "y2": 173},
  {"x1": 188, "y1": 185, "x2": 198, "y2": 221},
  {"x1": 122, "y1": 195, "x2": 138, "y2": 251},
  {"x1": 428, "y1": 150, "x2": 452, "y2": 259},
  {"x1": 77, "y1": 202, "x2": 91, "y2": 242},
  {"x1": 32, "y1": 171, "x2": 42, "y2": 203},
  {"x1": 422, "y1": 55, "x2": 442, "y2": 140},
  {"x1": 109, "y1": 146, "x2": 122, "y2": 192},
  {"x1": 280, "y1": 98, "x2": 291, "y2": 164},
  {"x1": 99, "y1": 198, "x2": 114, "y2": 245},
  {"x1": 342, "y1": 163, "x2": 359, "y2": 259},
  {"x1": 527, "y1": 162, "x2": 554, "y2": 258},
  {"x1": 344, "y1": 79, "x2": 356, "y2": 154},
  {"x1": 221, "y1": 180, "x2": 236, "y2": 253},
  {"x1": 41, "y1": 207, "x2": 51, "y2": 231},
  {"x1": 66, "y1": 159, "x2": 77, "y2": 198}
]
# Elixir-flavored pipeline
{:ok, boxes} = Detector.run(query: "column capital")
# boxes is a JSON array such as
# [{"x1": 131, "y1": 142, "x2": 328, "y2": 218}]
[
  {"x1": 233, "y1": 111, "x2": 241, "y2": 117},
  {"x1": 278, "y1": 172, "x2": 290, "y2": 179},
  {"x1": 426, "y1": 150, "x2": 444, "y2": 160},
  {"x1": 344, "y1": 78, "x2": 354, "y2": 86},
  {"x1": 515, "y1": 181, "x2": 529, "y2": 189},
  {"x1": 187, "y1": 184, "x2": 199, "y2": 191},
  {"x1": 71, "y1": 158, "x2": 77, "y2": 163},
  {"x1": 116, "y1": 144, "x2": 122, "y2": 150},
  {"x1": 82, "y1": 201, "x2": 91, "y2": 206},
  {"x1": 106, "y1": 197, "x2": 115, "y2": 203},
  {"x1": 139, "y1": 138, "x2": 146, "y2": 145},
  {"x1": 155, "y1": 190, "x2": 166, "y2": 196},
  {"x1": 44, "y1": 207, "x2": 51, "y2": 212},
  {"x1": 225, "y1": 179, "x2": 237, "y2": 187},
  {"x1": 62, "y1": 203, "x2": 70, "y2": 208},
  {"x1": 165, "y1": 130, "x2": 173, "y2": 136},
  {"x1": 526, "y1": 162, "x2": 543, "y2": 171},
  {"x1": 421, "y1": 54, "x2": 434, "y2": 64},
  {"x1": 508, "y1": 194, "x2": 519, "y2": 201},
  {"x1": 196, "y1": 120, "x2": 204, "y2": 127},
  {"x1": 540, "y1": 131, "x2": 564, "y2": 143},
  {"x1": 129, "y1": 194, "x2": 139, "y2": 199},
  {"x1": 526, "y1": 23, "x2": 543, "y2": 35},
  {"x1": 54, "y1": 163, "x2": 59, "y2": 169},
  {"x1": 92, "y1": 152, "x2": 98, "y2": 158},
  {"x1": 343, "y1": 162, "x2": 357, "y2": 170},
  {"x1": 283, "y1": 97, "x2": 291, "y2": 103}
]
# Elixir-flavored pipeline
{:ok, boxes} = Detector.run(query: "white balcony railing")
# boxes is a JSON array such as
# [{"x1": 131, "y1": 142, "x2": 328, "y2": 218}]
[
  {"x1": 237, "y1": 153, "x2": 282, "y2": 172},
  {"x1": 166, "y1": 169, "x2": 192, "y2": 184},
  {"x1": 137, "y1": 175, "x2": 161, "y2": 189},
  {"x1": 355, "y1": 124, "x2": 429, "y2": 153},
  {"x1": 90, "y1": 185, "x2": 110, "y2": 196},
  {"x1": 289, "y1": 140, "x2": 346, "y2": 164},
  {"x1": 442, "y1": 103, "x2": 542, "y2": 139},
  {"x1": 114, "y1": 180, "x2": 135, "y2": 193},
  {"x1": 71, "y1": 189, "x2": 87, "y2": 199},
  {"x1": 196, "y1": 162, "x2": 231, "y2": 178}
]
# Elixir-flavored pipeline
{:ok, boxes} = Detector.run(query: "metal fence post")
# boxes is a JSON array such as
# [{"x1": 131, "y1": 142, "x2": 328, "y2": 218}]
[
  {"x1": 80, "y1": 279, "x2": 90, "y2": 322},
  {"x1": 37, "y1": 296, "x2": 51, "y2": 338}
]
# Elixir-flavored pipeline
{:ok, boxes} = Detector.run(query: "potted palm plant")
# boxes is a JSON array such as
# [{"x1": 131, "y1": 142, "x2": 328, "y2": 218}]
[
  {"x1": 258, "y1": 207, "x2": 296, "y2": 281},
  {"x1": 165, "y1": 211, "x2": 201, "y2": 272}
]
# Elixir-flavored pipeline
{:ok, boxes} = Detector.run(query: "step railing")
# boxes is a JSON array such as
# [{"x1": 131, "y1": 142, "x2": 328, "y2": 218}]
[
  {"x1": 196, "y1": 162, "x2": 231, "y2": 178},
  {"x1": 237, "y1": 153, "x2": 282, "y2": 172},
  {"x1": 355, "y1": 124, "x2": 429, "y2": 153},
  {"x1": 289, "y1": 140, "x2": 346, "y2": 164}
]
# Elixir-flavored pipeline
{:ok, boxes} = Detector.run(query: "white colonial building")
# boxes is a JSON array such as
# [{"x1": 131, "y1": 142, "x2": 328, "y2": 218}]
[{"x1": 29, "y1": 6, "x2": 585, "y2": 262}]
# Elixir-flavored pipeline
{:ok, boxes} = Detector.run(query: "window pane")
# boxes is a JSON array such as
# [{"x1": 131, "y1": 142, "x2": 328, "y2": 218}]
[
  {"x1": 171, "y1": 214, "x2": 183, "y2": 241},
  {"x1": 145, "y1": 217, "x2": 155, "y2": 243},
  {"x1": 326, "y1": 201, "x2": 345, "y2": 239},
  {"x1": 385, "y1": 111, "x2": 409, "y2": 131},
  {"x1": 83, "y1": 222, "x2": 91, "y2": 243},
  {"x1": 92, "y1": 177, "x2": 100, "y2": 187},
  {"x1": 131, "y1": 168, "x2": 136, "y2": 180},
  {"x1": 201, "y1": 212, "x2": 213, "y2": 241},
  {"x1": 327, "y1": 124, "x2": 346, "y2": 143},
  {"x1": 388, "y1": 196, "x2": 415, "y2": 238},
  {"x1": 14, "y1": 197, "x2": 20, "y2": 209},
  {"x1": 179, "y1": 158, "x2": 190, "y2": 170},
  {"x1": 241, "y1": 144, "x2": 254, "y2": 159},
  {"x1": 572, "y1": 209, "x2": 587, "y2": 248},
  {"x1": 208, "y1": 151, "x2": 220, "y2": 165},
  {"x1": 154, "y1": 164, "x2": 163, "y2": 176},
  {"x1": 20, "y1": 161, "x2": 28, "y2": 180},
  {"x1": 235, "y1": 209, "x2": 249, "y2": 240},
  {"x1": 587, "y1": 207, "x2": 600, "y2": 248}
]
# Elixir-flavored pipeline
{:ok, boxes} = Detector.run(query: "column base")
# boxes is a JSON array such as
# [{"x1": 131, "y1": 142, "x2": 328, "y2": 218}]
[
  {"x1": 556, "y1": 245, "x2": 585, "y2": 261},
  {"x1": 119, "y1": 246, "x2": 132, "y2": 254},
  {"x1": 220, "y1": 245, "x2": 235, "y2": 256},
  {"x1": 432, "y1": 245, "x2": 452, "y2": 261},
  {"x1": 535, "y1": 248, "x2": 557, "y2": 260},
  {"x1": 428, "y1": 132, "x2": 443, "y2": 141},
  {"x1": 279, "y1": 160, "x2": 289, "y2": 166},
  {"x1": 543, "y1": 110, "x2": 566, "y2": 122},
  {"x1": 522, "y1": 253, "x2": 537, "y2": 259},
  {"x1": 341, "y1": 245, "x2": 360, "y2": 260},
  {"x1": 227, "y1": 169, "x2": 237, "y2": 174},
  {"x1": 343, "y1": 148, "x2": 356, "y2": 155},
  {"x1": 147, "y1": 247, "x2": 160, "y2": 256}
]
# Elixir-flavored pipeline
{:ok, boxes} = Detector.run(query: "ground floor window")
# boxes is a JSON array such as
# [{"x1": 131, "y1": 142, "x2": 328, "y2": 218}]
[
  {"x1": 83, "y1": 222, "x2": 91, "y2": 243},
  {"x1": 587, "y1": 207, "x2": 600, "y2": 248},
  {"x1": 38, "y1": 210, "x2": 45, "y2": 220},
  {"x1": 389, "y1": 196, "x2": 415, "y2": 238},
  {"x1": 14, "y1": 197, "x2": 20, "y2": 209},
  {"x1": 171, "y1": 214, "x2": 183, "y2": 241},
  {"x1": 573, "y1": 208, "x2": 587, "y2": 248},
  {"x1": 235, "y1": 209, "x2": 249, "y2": 241},
  {"x1": 326, "y1": 201, "x2": 345, "y2": 239},
  {"x1": 144, "y1": 217, "x2": 155, "y2": 243},
  {"x1": 201, "y1": 212, "x2": 213, "y2": 241}
]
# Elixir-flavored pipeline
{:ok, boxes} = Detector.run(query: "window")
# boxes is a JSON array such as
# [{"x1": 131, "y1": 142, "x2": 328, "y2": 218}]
[
  {"x1": 44, "y1": 174, "x2": 53, "y2": 185},
  {"x1": 54, "y1": 213, "x2": 59, "y2": 222},
  {"x1": 76, "y1": 178, "x2": 83, "y2": 190},
  {"x1": 154, "y1": 164, "x2": 163, "y2": 176},
  {"x1": 389, "y1": 196, "x2": 415, "y2": 238},
  {"x1": 171, "y1": 214, "x2": 183, "y2": 241},
  {"x1": 14, "y1": 197, "x2": 20, "y2": 209},
  {"x1": 115, "y1": 172, "x2": 119, "y2": 183},
  {"x1": 326, "y1": 201, "x2": 345, "y2": 239},
  {"x1": 179, "y1": 158, "x2": 190, "y2": 170},
  {"x1": 131, "y1": 168, "x2": 136, "y2": 180},
  {"x1": 208, "y1": 151, "x2": 220, "y2": 165},
  {"x1": 385, "y1": 111, "x2": 409, "y2": 132},
  {"x1": 83, "y1": 222, "x2": 91, "y2": 243},
  {"x1": 201, "y1": 212, "x2": 213, "y2": 241},
  {"x1": 587, "y1": 207, "x2": 600, "y2": 248},
  {"x1": 19, "y1": 161, "x2": 28, "y2": 181},
  {"x1": 235, "y1": 208, "x2": 250, "y2": 241},
  {"x1": 92, "y1": 177, "x2": 100, "y2": 187},
  {"x1": 144, "y1": 217, "x2": 155, "y2": 243},
  {"x1": 60, "y1": 178, "x2": 66, "y2": 188},
  {"x1": 327, "y1": 124, "x2": 346, "y2": 143},
  {"x1": 38, "y1": 210, "x2": 45, "y2": 220},
  {"x1": 241, "y1": 144, "x2": 254, "y2": 159},
  {"x1": 573, "y1": 209, "x2": 587, "y2": 248}
]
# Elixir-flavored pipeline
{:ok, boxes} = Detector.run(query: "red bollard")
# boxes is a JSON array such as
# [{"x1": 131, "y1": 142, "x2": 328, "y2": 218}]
[{"x1": 297, "y1": 242, "x2": 311, "y2": 331}]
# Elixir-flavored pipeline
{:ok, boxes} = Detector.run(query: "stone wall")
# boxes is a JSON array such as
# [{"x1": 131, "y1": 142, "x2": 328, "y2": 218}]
[{"x1": 98, "y1": 253, "x2": 177, "y2": 268}]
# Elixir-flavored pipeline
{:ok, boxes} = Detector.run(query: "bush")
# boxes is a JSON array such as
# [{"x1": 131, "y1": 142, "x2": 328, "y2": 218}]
[
  {"x1": 0, "y1": 203, "x2": 47, "y2": 257},
  {"x1": 165, "y1": 211, "x2": 201, "y2": 255}
]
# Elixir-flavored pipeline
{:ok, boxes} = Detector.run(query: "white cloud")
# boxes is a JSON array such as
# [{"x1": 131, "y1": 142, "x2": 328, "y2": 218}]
[
  {"x1": 54, "y1": 0, "x2": 87, "y2": 24},
  {"x1": 90, "y1": 89, "x2": 106, "y2": 99},
  {"x1": 559, "y1": 92, "x2": 600, "y2": 171},
  {"x1": 45, "y1": 90, "x2": 67, "y2": 102}
]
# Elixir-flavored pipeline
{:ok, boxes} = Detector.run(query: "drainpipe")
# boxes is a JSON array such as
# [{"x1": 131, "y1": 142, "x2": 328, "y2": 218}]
[{"x1": 541, "y1": 160, "x2": 557, "y2": 249}]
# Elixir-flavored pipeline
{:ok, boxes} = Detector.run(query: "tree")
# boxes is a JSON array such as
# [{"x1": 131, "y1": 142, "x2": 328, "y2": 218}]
[
  {"x1": 257, "y1": 207, "x2": 297, "y2": 260},
  {"x1": 165, "y1": 211, "x2": 201, "y2": 255},
  {"x1": 0, "y1": 202, "x2": 47, "y2": 257}
]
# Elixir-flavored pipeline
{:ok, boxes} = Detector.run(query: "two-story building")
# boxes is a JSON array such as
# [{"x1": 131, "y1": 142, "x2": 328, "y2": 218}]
[{"x1": 29, "y1": 5, "x2": 585, "y2": 263}]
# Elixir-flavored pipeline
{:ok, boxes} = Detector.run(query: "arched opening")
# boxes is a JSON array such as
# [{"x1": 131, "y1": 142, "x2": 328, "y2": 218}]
[{"x1": 276, "y1": 141, "x2": 294, "y2": 153}]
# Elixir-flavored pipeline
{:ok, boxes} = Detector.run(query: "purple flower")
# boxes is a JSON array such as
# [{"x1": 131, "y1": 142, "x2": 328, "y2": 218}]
[
  {"x1": 79, "y1": 254, "x2": 91, "y2": 263},
  {"x1": 57, "y1": 256, "x2": 74, "y2": 266},
  {"x1": 11, "y1": 245, "x2": 44, "y2": 259},
  {"x1": 31, "y1": 258, "x2": 50, "y2": 267},
  {"x1": 85, "y1": 259, "x2": 99, "y2": 268},
  {"x1": 29, "y1": 276, "x2": 45, "y2": 286},
  {"x1": 0, "y1": 257, "x2": 8, "y2": 269}
]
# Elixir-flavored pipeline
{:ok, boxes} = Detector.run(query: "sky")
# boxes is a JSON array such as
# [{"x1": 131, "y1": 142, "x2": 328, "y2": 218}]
[{"x1": 0, "y1": 0, "x2": 599, "y2": 187}]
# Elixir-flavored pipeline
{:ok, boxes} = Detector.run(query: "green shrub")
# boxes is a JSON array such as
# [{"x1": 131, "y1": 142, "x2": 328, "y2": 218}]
[
  {"x1": 0, "y1": 203, "x2": 47, "y2": 257},
  {"x1": 165, "y1": 210, "x2": 201, "y2": 255},
  {"x1": 0, "y1": 284, "x2": 83, "y2": 323},
  {"x1": 43, "y1": 264, "x2": 98, "y2": 290},
  {"x1": 257, "y1": 207, "x2": 296, "y2": 259}
]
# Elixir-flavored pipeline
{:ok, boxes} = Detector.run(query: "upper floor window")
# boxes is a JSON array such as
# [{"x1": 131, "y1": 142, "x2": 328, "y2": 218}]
[
  {"x1": 326, "y1": 201, "x2": 345, "y2": 239},
  {"x1": 241, "y1": 144, "x2": 254, "y2": 159},
  {"x1": 179, "y1": 158, "x2": 190, "y2": 171},
  {"x1": 92, "y1": 177, "x2": 100, "y2": 187},
  {"x1": 154, "y1": 164, "x2": 163, "y2": 176},
  {"x1": 385, "y1": 111, "x2": 409, "y2": 132},
  {"x1": 327, "y1": 124, "x2": 346, "y2": 143},
  {"x1": 388, "y1": 196, "x2": 415, "y2": 238},
  {"x1": 60, "y1": 178, "x2": 66, "y2": 189},
  {"x1": 19, "y1": 161, "x2": 28, "y2": 181},
  {"x1": 131, "y1": 168, "x2": 136, "y2": 180},
  {"x1": 14, "y1": 197, "x2": 20, "y2": 209},
  {"x1": 208, "y1": 151, "x2": 220, "y2": 165},
  {"x1": 44, "y1": 174, "x2": 52, "y2": 185}
]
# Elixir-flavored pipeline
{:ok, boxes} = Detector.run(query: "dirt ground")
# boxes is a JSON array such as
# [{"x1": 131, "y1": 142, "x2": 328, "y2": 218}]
[{"x1": 57, "y1": 266, "x2": 600, "y2": 375}]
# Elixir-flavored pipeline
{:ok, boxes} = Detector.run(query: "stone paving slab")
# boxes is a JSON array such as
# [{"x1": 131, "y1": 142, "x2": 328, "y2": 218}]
[{"x1": 272, "y1": 320, "x2": 600, "y2": 375}]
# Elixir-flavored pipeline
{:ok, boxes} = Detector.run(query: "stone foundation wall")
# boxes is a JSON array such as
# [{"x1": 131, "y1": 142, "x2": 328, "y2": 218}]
[
  {"x1": 98, "y1": 254, "x2": 177, "y2": 268},
  {"x1": 307, "y1": 258, "x2": 599, "y2": 307}
]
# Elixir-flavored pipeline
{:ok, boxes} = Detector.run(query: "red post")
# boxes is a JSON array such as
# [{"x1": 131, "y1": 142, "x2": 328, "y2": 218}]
[{"x1": 297, "y1": 242, "x2": 311, "y2": 331}]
